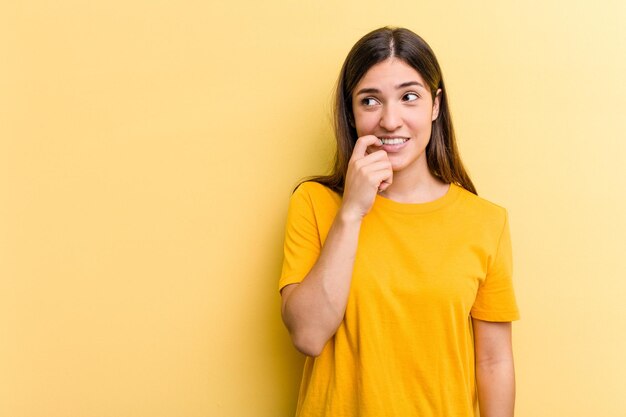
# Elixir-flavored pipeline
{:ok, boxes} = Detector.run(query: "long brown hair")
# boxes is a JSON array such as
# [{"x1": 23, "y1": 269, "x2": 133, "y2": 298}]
[{"x1": 302, "y1": 26, "x2": 477, "y2": 195}]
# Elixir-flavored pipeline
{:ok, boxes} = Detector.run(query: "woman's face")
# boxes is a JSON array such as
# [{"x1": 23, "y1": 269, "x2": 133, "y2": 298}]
[{"x1": 351, "y1": 58, "x2": 441, "y2": 175}]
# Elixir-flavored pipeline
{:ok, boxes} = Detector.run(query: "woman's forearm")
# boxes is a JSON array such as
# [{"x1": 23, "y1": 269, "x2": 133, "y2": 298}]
[{"x1": 476, "y1": 358, "x2": 516, "y2": 417}]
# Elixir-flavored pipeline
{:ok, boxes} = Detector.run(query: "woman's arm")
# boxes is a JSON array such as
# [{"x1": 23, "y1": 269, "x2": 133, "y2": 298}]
[
  {"x1": 281, "y1": 135, "x2": 392, "y2": 357},
  {"x1": 473, "y1": 319, "x2": 516, "y2": 417},
  {"x1": 281, "y1": 210, "x2": 362, "y2": 357}
]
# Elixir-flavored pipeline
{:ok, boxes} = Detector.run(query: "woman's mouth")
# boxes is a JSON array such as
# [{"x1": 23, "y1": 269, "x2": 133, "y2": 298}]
[
  {"x1": 380, "y1": 137, "x2": 409, "y2": 145},
  {"x1": 379, "y1": 137, "x2": 410, "y2": 152}
]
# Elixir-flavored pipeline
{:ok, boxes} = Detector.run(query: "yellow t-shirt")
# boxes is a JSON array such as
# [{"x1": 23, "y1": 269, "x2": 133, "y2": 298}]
[{"x1": 279, "y1": 181, "x2": 520, "y2": 417}]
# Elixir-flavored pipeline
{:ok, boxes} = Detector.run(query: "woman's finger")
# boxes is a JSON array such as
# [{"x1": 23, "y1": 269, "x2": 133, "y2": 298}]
[{"x1": 351, "y1": 135, "x2": 382, "y2": 160}]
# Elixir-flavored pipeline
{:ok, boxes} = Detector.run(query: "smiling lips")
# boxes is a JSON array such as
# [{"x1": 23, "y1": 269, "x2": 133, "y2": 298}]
[
  {"x1": 380, "y1": 137, "x2": 408, "y2": 145},
  {"x1": 379, "y1": 137, "x2": 410, "y2": 152}
]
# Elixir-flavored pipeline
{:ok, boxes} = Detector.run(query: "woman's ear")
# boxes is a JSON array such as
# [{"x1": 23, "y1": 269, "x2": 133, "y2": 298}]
[{"x1": 432, "y1": 88, "x2": 442, "y2": 121}]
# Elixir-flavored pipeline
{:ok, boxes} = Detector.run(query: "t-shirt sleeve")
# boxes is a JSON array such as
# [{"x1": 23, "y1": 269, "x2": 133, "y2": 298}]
[
  {"x1": 278, "y1": 184, "x2": 322, "y2": 292},
  {"x1": 471, "y1": 209, "x2": 520, "y2": 322}
]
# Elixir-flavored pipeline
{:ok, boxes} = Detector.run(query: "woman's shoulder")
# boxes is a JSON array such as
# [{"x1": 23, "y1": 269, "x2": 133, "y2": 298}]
[
  {"x1": 286, "y1": 181, "x2": 342, "y2": 236},
  {"x1": 293, "y1": 181, "x2": 342, "y2": 201},
  {"x1": 453, "y1": 184, "x2": 509, "y2": 224},
  {"x1": 290, "y1": 181, "x2": 342, "y2": 212}
]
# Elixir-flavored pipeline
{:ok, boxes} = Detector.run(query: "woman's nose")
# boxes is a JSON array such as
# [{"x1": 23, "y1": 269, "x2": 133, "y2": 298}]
[{"x1": 379, "y1": 104, "x2": 402, "y2": 131}]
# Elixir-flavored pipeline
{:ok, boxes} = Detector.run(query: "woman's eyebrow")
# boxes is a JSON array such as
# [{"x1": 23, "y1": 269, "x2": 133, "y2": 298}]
[
  {"x1": 355, "y1": 87, "x2": 381, "y2": 95},
  {"x1": 355, "y1": 81, "x2": 425, "y2": 96}
]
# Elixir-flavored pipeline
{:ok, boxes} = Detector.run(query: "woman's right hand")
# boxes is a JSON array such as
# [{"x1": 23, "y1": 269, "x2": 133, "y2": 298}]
[{"x1": 340, "y1": 135, "x2": 393, "y2": 221}]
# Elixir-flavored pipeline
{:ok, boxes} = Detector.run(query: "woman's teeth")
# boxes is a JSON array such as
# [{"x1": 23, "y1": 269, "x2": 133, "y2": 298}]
[{"x1": 380, "y1": 138, "x2": 408, "y2": 145}]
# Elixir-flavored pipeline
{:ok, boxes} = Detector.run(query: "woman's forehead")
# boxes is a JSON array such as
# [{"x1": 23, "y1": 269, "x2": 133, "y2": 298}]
[{"x1": 355, "y1": 59, "x2": 428, "y2": 92}]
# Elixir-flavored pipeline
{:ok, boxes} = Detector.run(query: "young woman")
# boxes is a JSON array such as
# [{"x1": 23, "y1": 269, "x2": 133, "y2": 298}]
[{"x1": 279, "y1": 27, "x2": 519, "y2": 417}]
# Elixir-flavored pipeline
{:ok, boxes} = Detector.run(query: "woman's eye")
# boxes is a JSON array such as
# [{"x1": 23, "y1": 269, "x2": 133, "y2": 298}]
[
  {"x1": 361, "y1": 97, "x2": 379, "y2": 106},
  {"x1": 403, "y1": 92, "x2": 419, "y2": 102}
]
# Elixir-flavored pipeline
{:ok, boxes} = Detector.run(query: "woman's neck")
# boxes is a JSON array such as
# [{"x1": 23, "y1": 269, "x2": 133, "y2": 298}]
[{"x1": 379, "y1": 164, "x2": 449, "y2": 204}]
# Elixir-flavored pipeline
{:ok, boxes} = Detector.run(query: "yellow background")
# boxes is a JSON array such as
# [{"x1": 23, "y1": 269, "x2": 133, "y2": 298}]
[{"x1": 2, "y1": 1, "x2": 625, "y2": 416}]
